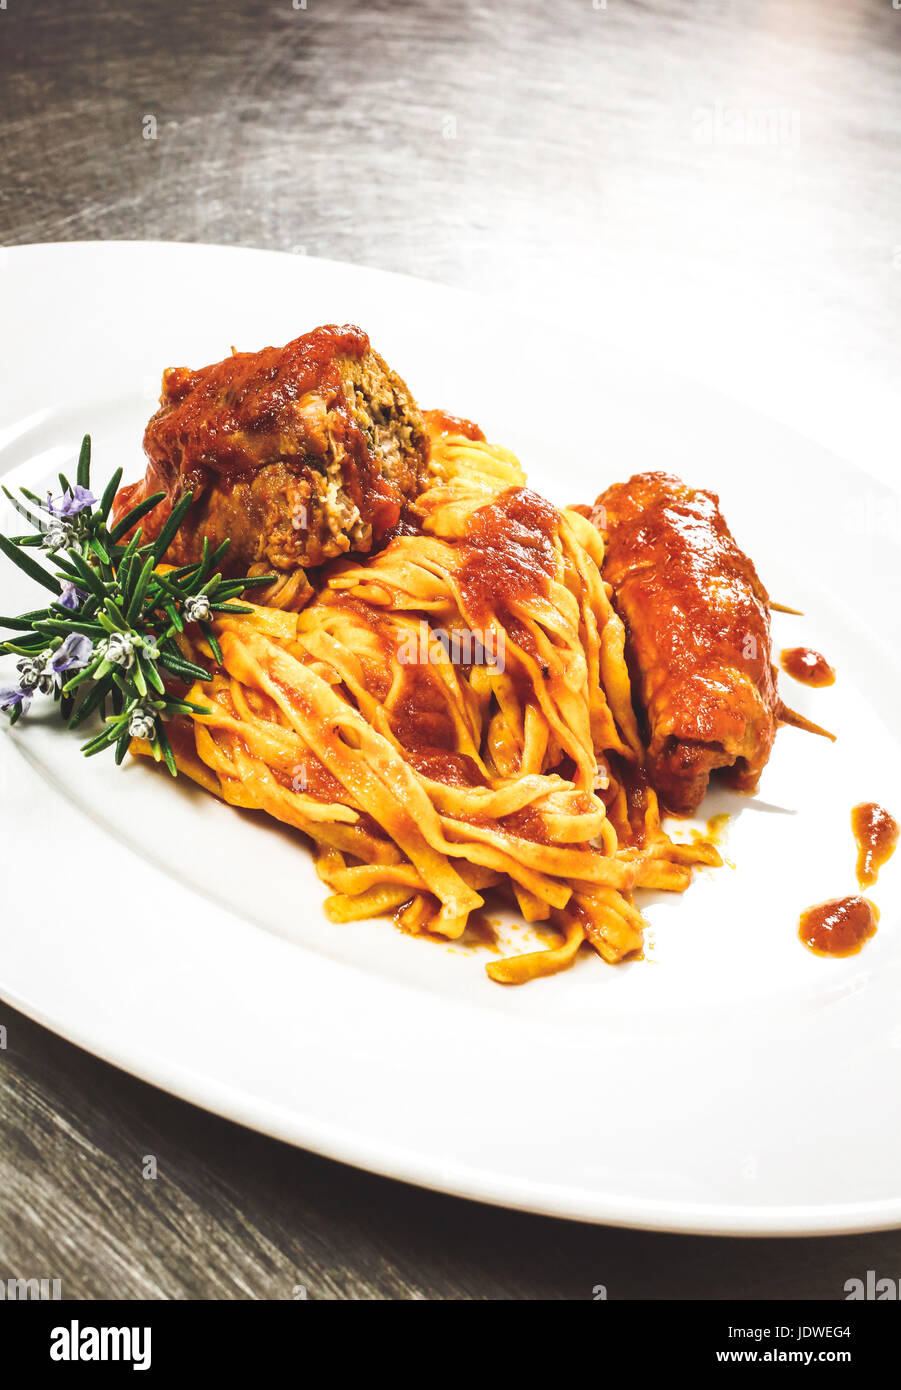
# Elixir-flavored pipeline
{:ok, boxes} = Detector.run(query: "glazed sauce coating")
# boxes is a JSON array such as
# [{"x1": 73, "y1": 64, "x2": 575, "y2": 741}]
[
  {"x1": 495, "y1": 796, "x2": 598, "y2": 847},
  {"x1": 852, "y1": 802, "x2": 899, "y2": 888},
  {"x1": 147, "y1": 325, "x2": 372, "y2": 481},
  {"x1": 594, "y1": 473, "x2": 777, "y2": 813},
  {"x1": 457, "y1": 488, "x2": 559, "y2": 656},
  {"x1": 374, "y1": 505, "x2": 424, "y2": 548},
  {"x1": 404, "y1": 748, "x2": 483, "y2": 787},
  {"x1": 780, "y1": 647, "x2": 835, "y2": 687},
  {"x1": 423, "y1": 409, "x2": 485, "y2": 442},
  {"x1": 799, "y1": 896, "x2": 879, "y2": 957},
  {"x1": 112, "y1": 324, "x2": 425, "y2": 573},
  {"x1": 374, "y1": 491, "x2": 559, "y2": 782}
]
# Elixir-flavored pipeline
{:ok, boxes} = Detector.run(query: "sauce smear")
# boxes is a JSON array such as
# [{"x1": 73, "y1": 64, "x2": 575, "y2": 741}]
[
  {"x1": 779, "y1": 647, "x2": 835, "y2": 687},
  {"x1": 851, "y1": 802, "x2": 899, "y2": 888},
  {"x1": 799, "y1": 896, "x2": 879, "y2": 957},
  {"x1": 423, "y1": 409, "x2": 485, "y2": 442},
  {"x1": 456, "y1": 487, "x2": 559, "y2": 654}
]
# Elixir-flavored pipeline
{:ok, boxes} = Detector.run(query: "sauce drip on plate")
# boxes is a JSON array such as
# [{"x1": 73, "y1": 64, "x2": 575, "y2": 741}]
[
  {"x1": 779, "y1": 647, "x2": 835, "y2": 687},
  {"x1": 799, "y1": 896, "x2": 879, "y2": 957},
  {"x1": 851, "y1": 802, "x2": 899, "y2": 888}
]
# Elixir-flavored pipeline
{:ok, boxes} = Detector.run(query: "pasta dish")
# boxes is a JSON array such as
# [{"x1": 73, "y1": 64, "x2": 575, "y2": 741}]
[
  {"x1": 109, "y1": 322, "x2": 795, "y2": 983},
  {"x1": 144, "y1": 418, "x2": 726, "y2": 982},
  {"x1": 8, "y1": 322, "x2": 877, "y2": 983}
]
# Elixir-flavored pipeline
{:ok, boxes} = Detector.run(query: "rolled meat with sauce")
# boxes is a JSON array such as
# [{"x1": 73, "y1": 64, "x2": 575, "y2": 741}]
[
  {"x1": 586, "y1": 471, "x2": 779, "y2": 814},
  {"x1": 112, "y1": 324, "x2": 430, "y2": 602}
]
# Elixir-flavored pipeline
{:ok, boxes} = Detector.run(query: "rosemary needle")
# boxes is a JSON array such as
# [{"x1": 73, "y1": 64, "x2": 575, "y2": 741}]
[{"x1": 0, "y1": 435, "x2": 273, "y2": 774}]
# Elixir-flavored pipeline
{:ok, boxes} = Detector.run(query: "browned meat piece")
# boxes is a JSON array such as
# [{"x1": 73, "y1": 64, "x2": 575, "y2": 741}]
[
  {"x1": 112, "y1": 324, "x2": 430, "y2": 583},
  {"x1": 589, "y1": 472, "x2": 778, "y2": 814}
]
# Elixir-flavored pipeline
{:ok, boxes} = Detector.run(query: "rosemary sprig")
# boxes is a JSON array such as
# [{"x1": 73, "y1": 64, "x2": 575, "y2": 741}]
[{"x1": 0, "y1": 436, "x2": 273, "y2": 773}]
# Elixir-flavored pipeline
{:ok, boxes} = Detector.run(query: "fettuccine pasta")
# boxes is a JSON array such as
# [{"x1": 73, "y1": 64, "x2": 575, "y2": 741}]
[{"x1": 133, "y1": 423, "x2": 719, "y2": 982}]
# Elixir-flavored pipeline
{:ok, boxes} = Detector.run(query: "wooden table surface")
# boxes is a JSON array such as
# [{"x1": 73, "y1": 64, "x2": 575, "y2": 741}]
[{"x1": 1, "y1": 0, "x2": 900, "y2": 1299}]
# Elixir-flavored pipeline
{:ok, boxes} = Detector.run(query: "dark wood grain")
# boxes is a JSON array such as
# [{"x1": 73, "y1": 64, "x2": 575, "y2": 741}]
[
  {"x1": 1, "y1": 0, "x2": 900, "y2": 1299},
  {"x1": 4, "y1": 1002, "x2": 901, "y2": 1301}
]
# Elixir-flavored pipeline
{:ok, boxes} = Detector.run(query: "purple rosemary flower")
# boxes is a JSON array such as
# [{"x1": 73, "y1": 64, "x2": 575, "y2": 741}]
[
  {"x1": 50, "y1": 633, "x2": 92, "y2": 677},
  {"x1": 47, "y1": 484, "x2": 96, "y2": 518},
  {"x1": 1, "y1": 636, "x2": 92, "y2": 721},
  {"x1": 57, "y1": 581, "x2": 88, "y2": 611},
  {"x1": 0, "y1": 686, "x2": 32, "y2": 716}
]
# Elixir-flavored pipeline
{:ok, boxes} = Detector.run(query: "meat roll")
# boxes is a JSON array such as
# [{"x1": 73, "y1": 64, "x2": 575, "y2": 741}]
[
  {"x1": 112, "y1": 324, "x2": 430, "y2": 588},
  {"x1": 587, "y1": 471, "x2": 779, "y2": 814}
]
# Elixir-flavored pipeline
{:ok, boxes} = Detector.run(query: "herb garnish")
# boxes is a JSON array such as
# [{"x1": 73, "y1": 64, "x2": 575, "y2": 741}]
[{"x1": 0, "y1": 435, "x2": 272, "y2": 773}]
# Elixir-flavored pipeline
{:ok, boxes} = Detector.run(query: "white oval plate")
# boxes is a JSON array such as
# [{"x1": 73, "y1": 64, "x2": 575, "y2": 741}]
[{"x1": 1, "y1": 242, "x2": 899, "y2": 1235}]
